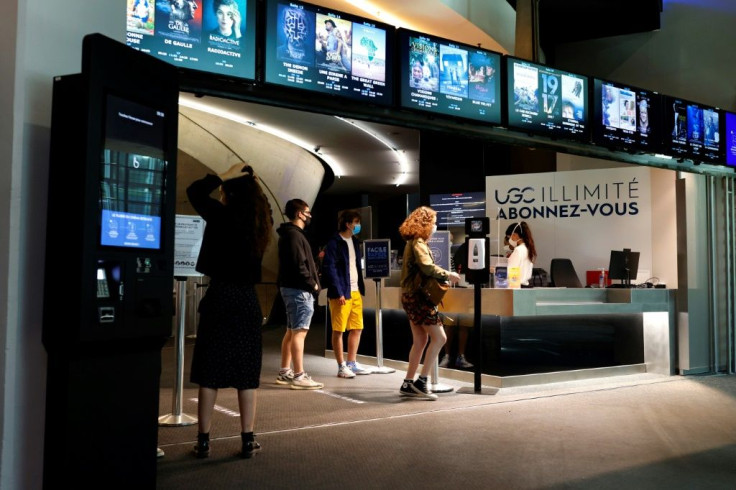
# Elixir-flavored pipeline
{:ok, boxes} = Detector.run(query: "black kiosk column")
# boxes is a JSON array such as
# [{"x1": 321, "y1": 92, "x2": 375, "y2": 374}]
[
  {"x1": 42, "y1": 34, "x2": 178, "y2": 489},
  {"x1": 464, "y1": 218, "x2": 490, "y2": 393}
]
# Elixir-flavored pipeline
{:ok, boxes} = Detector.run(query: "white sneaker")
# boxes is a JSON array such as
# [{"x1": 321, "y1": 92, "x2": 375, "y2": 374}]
[
  {"x1": 290, "y1": 372, "x2": 324, "y2": 390},
  {"x1": 338, "y1": 364, "x2": 356, "y2": 378},
  {"x1": 275, "y1": 368, "x2": 294, "y2": 385},
  {"x1": 438, "y1": 354, "x2": 450, "y2": 368},
  {"x1": 347, "y1": 361, "x2": 372, "y2": 375}
]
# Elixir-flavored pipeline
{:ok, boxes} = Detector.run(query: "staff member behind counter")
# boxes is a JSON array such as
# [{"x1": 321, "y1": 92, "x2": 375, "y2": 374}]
[{"x1": 506, "y1": 221, "x2": 537, "y2": 287}]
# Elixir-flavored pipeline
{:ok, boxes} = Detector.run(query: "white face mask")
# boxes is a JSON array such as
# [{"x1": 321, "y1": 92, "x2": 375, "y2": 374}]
[
  {"x1": 508, "y1": 238, "x2": 519, "y2": 248},
  {"x1": 431, "y1": 224, "x2": 437, "y2": 235}
]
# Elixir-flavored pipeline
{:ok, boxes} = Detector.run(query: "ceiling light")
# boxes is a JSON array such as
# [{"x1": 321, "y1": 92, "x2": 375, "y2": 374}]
[
  {"x1": 179, "y1": 95, "x2": 345, "y2": 177},
  {"x1": 334, "y1": 115, "x2": 411, "y2": 186}
]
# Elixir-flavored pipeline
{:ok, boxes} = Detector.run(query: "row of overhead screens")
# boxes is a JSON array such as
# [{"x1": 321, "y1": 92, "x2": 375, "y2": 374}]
[{"x1": 126, "y1": 0, "x2": 735, "y2": 167}]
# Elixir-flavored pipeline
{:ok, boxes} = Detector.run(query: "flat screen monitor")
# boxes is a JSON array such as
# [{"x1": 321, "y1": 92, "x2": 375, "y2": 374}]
[
  {"x1": 592, "y1": 78, "x2": 662, "y2": 153},
  {"x1": 264, "y1": 0, "x2": 394, "y2": 105},
  {"x1": 398, "y1": 29, "x2": 502, "y2": 125},
  {"x1": 126, "y1": 0, "x2": 257, "y2": 80},
  {"x1": 726, "y1": 111, "x2": 736, "y2": 167},
  {"x1": 99, "y1": 94, "x2": 168, "y2": 250},
  {"x1": 607, "y1": 248, "x2": 640, "y2": 287},
  {"x1": 505, "y1": 56, "x2": 589, "y2": 142},
  {"x1": 429, "y1": 192, "x2": 486, "y2": 228},
  {"x1": 663, "y1": 95, "x2": 723, "y2": 163}
]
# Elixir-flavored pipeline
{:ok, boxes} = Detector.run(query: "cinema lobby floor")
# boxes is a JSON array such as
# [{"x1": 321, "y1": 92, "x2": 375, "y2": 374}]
[{"x1": 155, "y1": 320, "x2": 736, "y2": 489}]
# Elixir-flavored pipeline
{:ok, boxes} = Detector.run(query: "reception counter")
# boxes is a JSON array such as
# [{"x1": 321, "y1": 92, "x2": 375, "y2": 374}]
[{"x1": 321, "y1": 284, "x2": 676, "y2": 384}]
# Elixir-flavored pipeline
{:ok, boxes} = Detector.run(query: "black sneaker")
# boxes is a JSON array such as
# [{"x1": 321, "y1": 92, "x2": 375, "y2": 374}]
[
  {"x1": 399, "y1": 379, "x2": 438, "y2": 400},
  {"x1": 241, "y1": 440, "x2": 262, "y2": 459},
  {"x1": 412, "y1": 378, "x2": 438, "y2": 401}
]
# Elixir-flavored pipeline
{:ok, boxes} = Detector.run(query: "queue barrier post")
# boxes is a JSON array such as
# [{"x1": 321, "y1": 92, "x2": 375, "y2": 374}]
[{"x1": 158, "y1": 278, "x2": 197, "y2": 427}]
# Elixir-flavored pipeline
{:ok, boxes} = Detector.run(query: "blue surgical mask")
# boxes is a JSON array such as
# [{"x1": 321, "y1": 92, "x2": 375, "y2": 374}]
[{"x1": 352, "y1": 223, "x2": 361, "y2": 235}]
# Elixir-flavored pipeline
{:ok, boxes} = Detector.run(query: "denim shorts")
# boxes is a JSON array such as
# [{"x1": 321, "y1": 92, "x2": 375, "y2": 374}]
[{"x1": 280, "y1": 287, "x2": 315, "y2": 330}]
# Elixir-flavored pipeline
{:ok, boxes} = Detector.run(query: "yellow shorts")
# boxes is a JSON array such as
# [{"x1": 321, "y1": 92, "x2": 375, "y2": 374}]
[{"x1": 329, "y1": 291, "x2": 363, "y2": 333}]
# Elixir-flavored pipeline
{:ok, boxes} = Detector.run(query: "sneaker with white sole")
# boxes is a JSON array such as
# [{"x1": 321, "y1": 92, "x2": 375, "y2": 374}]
[
  {"x1": 290, "y1": 372, "x2": 324, "y2": 390},
  {"x1": 438, "y1": 354, "x2": 450, "y2": 368},
  {"x1": 347, "y1": 361, "x2": 372, "y2": 375},
  {"x1": 399, "y1": 379, "x2": 437, "y2": 400},
  {"x1": 275, "y1": 369, "x2": 294, "y2": 385},
  {"x1": 337, "y1": 364, "x2": 356, "y2": 378},
  {"x1": 455, "y1": 355, "x2": 474, "y2": 369}
]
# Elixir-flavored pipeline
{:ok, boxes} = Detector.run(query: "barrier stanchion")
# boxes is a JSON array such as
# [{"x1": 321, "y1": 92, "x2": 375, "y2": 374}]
[
  {"x1": 159, "y1": 279, "x2": 197, "y2": 426},
  {"x1": 372, "y1": 278, "x2": 395, "y2": 374}
]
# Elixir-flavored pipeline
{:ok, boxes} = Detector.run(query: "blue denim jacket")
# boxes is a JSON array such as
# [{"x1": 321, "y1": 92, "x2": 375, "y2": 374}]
[{"x1": 322, "y1": 232, "x2": 365, "y2": 299}]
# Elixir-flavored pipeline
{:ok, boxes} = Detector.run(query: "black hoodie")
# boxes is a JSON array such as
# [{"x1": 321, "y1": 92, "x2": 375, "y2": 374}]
[{"x1": 276, "y1": 222, "x2": 320, "y2": 293}]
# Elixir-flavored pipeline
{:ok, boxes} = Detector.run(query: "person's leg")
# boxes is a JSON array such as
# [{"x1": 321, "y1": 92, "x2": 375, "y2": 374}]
[
  {"x1": 238, "y1": 389, "x2": 261, "y2": 458},
  {"x1": 194, "y1": 386, "x2": 217, "y2": 457},
  {"x1": 280, "y1": 328, "x2": 293, "y2": 370},
  {"x1": 237, "y1": 388, "x2": 257, "y2": 433},
  {"x1": 332, "y1": 329, "x2": 345, "y2": 364},
  {"x1": 419, "y1": 323, "x2": 447, "y2": 378},
  {"x1": 290, "y1": 328, "x2": 308, "y2": 374},
  {"x1": 197, "y1": 386, "x2": 218, "y2": 434},
  {"x1": 405, "y1": 321, "x2": 429, "y2": 380},
  {"x1": 439, "y1": 325, "x2": 454, "y2": 365},
  {"x1": 346, "y1": 329, "x2": 361, "y2": 362},
  {"x1": 457, "y1": 325, "x2": 468, "y2": 356}
]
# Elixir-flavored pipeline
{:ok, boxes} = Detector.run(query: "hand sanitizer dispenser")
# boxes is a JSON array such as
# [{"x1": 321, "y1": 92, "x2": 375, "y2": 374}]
[{"x1": 468, "y1": 238, "x2": 485, "y2": 270}]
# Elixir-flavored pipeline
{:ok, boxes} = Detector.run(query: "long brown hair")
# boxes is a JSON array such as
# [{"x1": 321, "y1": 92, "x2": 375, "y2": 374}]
[
  {"x1": 398, "y1": 206, "x2": 435, "y2": 241},
  {"x1": 221, "y1": 169, "x2": 273, "y2": 257},
  {"x1": 509, "y1": 221, "x2": 537, "y2": 263}
]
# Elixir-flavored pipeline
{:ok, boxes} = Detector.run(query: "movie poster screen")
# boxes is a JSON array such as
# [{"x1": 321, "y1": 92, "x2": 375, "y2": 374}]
[
  {"x1": 506, "y1": 57, "x2": 588, "y2": 141},
  {"x1": 265, "y1": 0, "x2": 392, "y2": 104},
  {"x1": 126, "y1": 0, "x2": 256, "y2": 79},
  {"x1": 399, "y1": 29, "x2": 501, "y2": 125}
]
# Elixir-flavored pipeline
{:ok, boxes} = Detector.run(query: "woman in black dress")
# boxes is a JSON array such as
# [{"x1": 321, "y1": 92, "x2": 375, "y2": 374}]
[{"x1": 186, "y1": 162, "x2": 273, "y2": 459}]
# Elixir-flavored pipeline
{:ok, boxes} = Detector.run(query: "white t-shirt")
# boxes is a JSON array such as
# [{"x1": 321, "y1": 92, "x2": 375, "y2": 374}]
[
  {"x1": 507, "y1": 243, "x2": 533, "y2": 286},
  {"x1": 341, "y1": 235, "x2": 360, "y2": 292}
]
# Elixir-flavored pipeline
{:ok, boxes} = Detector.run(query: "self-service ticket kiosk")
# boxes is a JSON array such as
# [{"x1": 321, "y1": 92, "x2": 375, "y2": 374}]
[{"x1": 42, "y1": 34, "x2": 178, "y2": 489}]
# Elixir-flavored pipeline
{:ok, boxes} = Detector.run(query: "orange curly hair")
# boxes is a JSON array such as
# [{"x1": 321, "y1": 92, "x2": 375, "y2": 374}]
[{"x1": 398, "y1": 206, "x2": 436, "y2": 241}]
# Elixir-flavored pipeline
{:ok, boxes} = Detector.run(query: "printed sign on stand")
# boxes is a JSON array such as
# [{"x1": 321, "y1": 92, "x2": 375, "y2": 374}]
[
  {"x1": 427, "y1": 230, "x2": 451, "y2": 271},
  {"x1": 174, "y1": 214, "x2": 204, "y2": 277},
  {"x1": 364, "y1": 239, "x2": 391, "y2": 279}
]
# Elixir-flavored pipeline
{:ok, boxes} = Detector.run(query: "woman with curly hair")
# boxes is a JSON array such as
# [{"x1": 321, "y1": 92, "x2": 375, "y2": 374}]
[
  {"x1": 186, "y1": 162, "x2": 273, "y2": 459},
  {"x1": 397, "y1": 206, "x2": 460, "y2": 400}
]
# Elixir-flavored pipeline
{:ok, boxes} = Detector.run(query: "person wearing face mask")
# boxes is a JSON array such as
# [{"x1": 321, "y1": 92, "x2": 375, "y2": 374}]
[
  {"x1": 275, "y1": 199, "x2": 324, "y2": 390},
  {"x1": 506, "y1": 221, "x2": 537, "y2": 287},
  {"x1": 321, "y1": 210, "x2": 371, "y2": 378},
  {"x1": 398, "y1": 206, "x2": 461, "y2": 400}
]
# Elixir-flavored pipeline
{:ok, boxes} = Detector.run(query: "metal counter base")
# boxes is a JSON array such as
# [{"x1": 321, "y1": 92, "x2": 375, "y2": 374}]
[{"x1": 320, "y1": 285, "x2": 676, "y2": 387}]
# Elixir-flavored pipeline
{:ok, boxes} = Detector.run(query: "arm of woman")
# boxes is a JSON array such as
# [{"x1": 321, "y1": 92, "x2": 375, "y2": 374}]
[{"x1": 186, "y1": 174, "x2": 223, "y2": 221}]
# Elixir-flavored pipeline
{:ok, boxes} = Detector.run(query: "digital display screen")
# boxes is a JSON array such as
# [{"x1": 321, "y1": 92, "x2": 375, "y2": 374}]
[
  {"x1": 100, "y1": 94, "x2": 167, "y2": 250},
  {"x1": 398, "y1": 29, "x2": 502, "y2": 125},
  {"x1": 506, "y1": 57, "x2": 588, "y2": 142},
  {"x1": 726, "y1": 112, "x2": 736, "y2": 167},
  {"x1": 429, "y1": 192, "x2": 486, "y2": 228},
  {"x1": 126, "y1": 0, "x2": 257, "y2": 80},
  {"x1": 663, "y1": 96, "x2": 722, "y2": 162},
  {"x1": 264, "y1": 0, "x2": 393, "y2": 105},
  {"x1": 592, "y1": 78, "x2": 661, "y2": 153}
]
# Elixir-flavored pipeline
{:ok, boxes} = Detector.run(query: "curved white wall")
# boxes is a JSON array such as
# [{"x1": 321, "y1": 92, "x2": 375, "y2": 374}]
[{"x1": 178, "y1": 106, "x2": 325, "y2": 282}]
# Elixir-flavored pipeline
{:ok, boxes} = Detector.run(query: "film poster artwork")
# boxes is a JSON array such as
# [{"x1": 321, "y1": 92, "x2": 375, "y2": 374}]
[
  {"x1": 703, "y1": 108, "x2": 720, "y2": 152},
  {"x1": 408, "y1": 37, "x2": 440, "y2": 92},
  {"x1": 155, "y1": 0, "x2": 202, "y2": 44},
  {"x1": 637, "y1": 98, "x2": 651, "y2": 136},
  {"x1": 671, "y1": 100, "x2": 687, "y2": 145},
  {"x1": 315, "y1": 14, "x2": 352, "y2": 74},
  {"x1": 439, "y1": 45, "x2": 468, "y2": 98},
  {"x1": 128, "y1": 0, "x2": 156, "y2": 35},
  {"x1": 512, "y1": 63, "x2": 539, "y2": 116},
  {"x1": 601, "y1": 84, "x2": 635, "y2": 132},
  {"x1": 276, "y1": 3, "x2": 315, "y2": 64},
  {"x1": 561, "y1": 74, "x2": 585, "y2": 122},
  {"x1": 468, "y1": 51, "x2": 497, "y2": 104},
  {"x1": 351, "y1": 23, "x2": 386, "y2": 83},
  {"x1": 204, "y1": 0, "x2": 247, "y2": 53}
]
